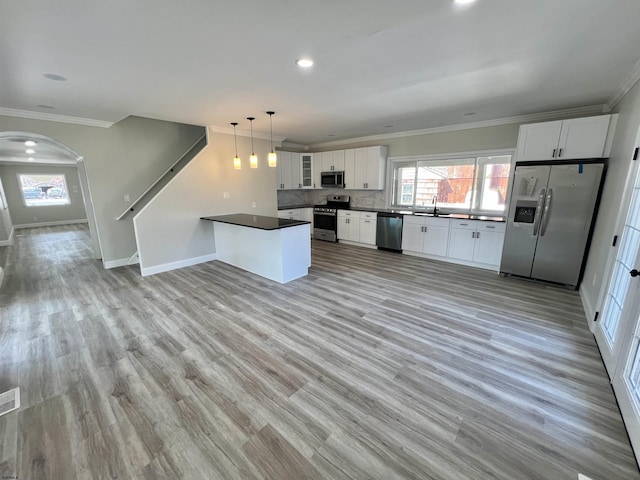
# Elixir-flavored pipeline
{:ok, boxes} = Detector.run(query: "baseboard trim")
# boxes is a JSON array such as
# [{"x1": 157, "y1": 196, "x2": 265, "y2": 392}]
[
  {"x1": 0, "y1": 227, "x2": 15, "y2": 246},
  {"x1": 103, "y1": 258, "x2": 131, "y2": 269},
  {"x1": 140, "y1": 253, "x2": 218, "y2": 277},
  {"x1": 14, "y1": 219, "x2": 88, "y2": 229},
  {"x1": 580, "y1": 283, "x2": 596, "y2": 332},
  {"x1": 402, "y1": 249, "x2": 500, "y2": 272},
  {"x1": 337, "y1": 239, "x2": 377, "y2": 249}
]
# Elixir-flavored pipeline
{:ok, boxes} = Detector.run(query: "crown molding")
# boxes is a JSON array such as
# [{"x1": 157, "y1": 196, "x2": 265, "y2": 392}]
[
  {"x1": 0, "y1": 107, "x2": 114, "y2": 128},
  {"x1": 308, "y1": 105, "x2": 606, "y2": 149},
  {"x1": 208, "y1": 125, "x2": 286, "y2": 142},
  {"x1": 280, "y1": 141, "x2": 309, "y2": 151},
  {"x1": 606, "y1": 58, "x2": 640, "y2": 111}
]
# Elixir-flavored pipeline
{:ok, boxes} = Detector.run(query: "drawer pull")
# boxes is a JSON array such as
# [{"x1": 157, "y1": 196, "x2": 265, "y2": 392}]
[{"x1": 486, "y1": 225, "x2": 495, "y2": 229}]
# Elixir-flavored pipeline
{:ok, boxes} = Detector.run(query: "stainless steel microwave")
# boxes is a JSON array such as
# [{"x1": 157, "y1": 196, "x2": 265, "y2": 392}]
[{"x1": 321, "y1": 171, "x2": 344, "y2": 188}]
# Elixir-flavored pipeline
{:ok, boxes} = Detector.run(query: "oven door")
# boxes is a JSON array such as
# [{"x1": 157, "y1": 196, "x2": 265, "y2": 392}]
[{"x1": 313, "y1": 211, "x2": 337, "y2": 242}]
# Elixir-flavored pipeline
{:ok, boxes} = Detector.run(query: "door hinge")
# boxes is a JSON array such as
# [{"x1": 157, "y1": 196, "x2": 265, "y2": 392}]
[
  {"x1": 634, "y1": 147, "x2": 639, "y2": 161},
  {"x1": 612, "y1": 235, "x2": 618, "y2": 247},
  {"x1": 594, "y1": 311, "x2": 599, "y2": 322}
]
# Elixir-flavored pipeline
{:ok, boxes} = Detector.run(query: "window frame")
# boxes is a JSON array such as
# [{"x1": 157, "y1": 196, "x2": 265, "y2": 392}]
[
  {"x1": 386, "y1": 149, "x2": 514, "y2": 216},
  {"x1": 17, "y1": 173, "x2": 71, "y2": 207}
]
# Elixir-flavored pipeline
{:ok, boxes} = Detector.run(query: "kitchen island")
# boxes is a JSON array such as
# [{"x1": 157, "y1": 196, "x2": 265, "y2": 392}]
[{"x1": 200, "y1": 213, "x2": 311, "y2": 283}]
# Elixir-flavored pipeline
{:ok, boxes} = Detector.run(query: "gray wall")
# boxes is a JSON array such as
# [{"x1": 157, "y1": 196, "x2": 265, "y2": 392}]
[
  {"x1": 582, "y1": 80, "x2": 640, "y2": 316},
  {"x1": 133, "y1": 130, "x2": 278, "y2": 273},
  {"x1": 278, "y1": 122, "x2": 522, "y2": 210},
  {"x1": 311, "y1": 123, "x2": 521, "y2": 156},
  {"x1": 0, "y1": 164, "x2": 86, "y2": 226},
  {"x1": 0, "y1": 115, "x2": 205, "y2": 266}
]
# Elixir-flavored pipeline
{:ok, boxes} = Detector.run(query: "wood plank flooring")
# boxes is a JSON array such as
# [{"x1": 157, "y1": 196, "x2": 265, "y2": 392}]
[{"x1": 0, "y1": 224, "x2": 638, "y2": 479}]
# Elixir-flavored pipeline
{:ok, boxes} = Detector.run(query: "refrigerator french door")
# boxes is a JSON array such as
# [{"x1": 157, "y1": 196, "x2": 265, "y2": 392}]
[{"x1": 500, "y1": 162, "x2": 604, "y2": 287}]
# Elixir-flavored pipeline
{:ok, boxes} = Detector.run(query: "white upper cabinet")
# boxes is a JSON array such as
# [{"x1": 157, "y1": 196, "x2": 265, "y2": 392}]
[
  {"x1": 276, "y1": 151, "x2": 302, "y2": 190},
  {"x1": 276, "y1": 151, "x2": 292, "y2": 190},
  {"x1": 516, "y1": 115, "x2": 614, "y2": 161},
  {"x1": 312, "y1": 153, "x2": 323, "y2": 189},
  {"x1": 352, "y1": 146, "x2": 387, "y2": 190},
  {"x1": 344, "y1": 149, "x2": 356, "y2": 189},
  {"x1": 557, "y1": 116, "x2": 613, "y2": 159},
  {"x1": 277, "y1": 145, "x2": 387, "y2": 190},
  {"x1": 320, "y1": 150, "x2": 345, "y2": 172},
  {"x1": 300, "y1": 153, "x2": 314, "y2": 189}
]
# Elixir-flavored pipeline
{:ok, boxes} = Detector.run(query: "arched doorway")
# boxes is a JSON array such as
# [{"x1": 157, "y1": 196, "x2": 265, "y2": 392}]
[{"x1": 0, "y1": 131, "x2": 101, "y2": 259}]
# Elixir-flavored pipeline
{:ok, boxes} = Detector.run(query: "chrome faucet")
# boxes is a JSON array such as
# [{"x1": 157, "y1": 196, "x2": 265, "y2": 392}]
[{"x1": 432, "y1": 194, "x2": 438, "y2": 216}]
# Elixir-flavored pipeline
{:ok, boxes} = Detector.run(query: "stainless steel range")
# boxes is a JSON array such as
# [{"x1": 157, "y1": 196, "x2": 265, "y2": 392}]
[{"x1": 313, "y1": 195, "x2": 350, "y2": 242}]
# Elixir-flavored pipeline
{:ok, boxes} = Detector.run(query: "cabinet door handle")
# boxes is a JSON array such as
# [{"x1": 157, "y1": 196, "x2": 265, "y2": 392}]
[
  {"x1": 552, "y1": 148, "x2": 557, "y2": 158},
  {"x1": 472, "y1": 232, "x2": 476, "y2": 238},
  {"x1": 558, "y1": 148, "x2": 563, "y2": 157},
  {"x1": 476, "y1": 232, "x2": 480, "y2": 239}
]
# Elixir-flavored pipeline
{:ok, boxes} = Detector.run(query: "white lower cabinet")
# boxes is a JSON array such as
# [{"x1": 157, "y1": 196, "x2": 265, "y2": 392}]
[
  {"x1": 448, "y1": 220, "x2": 477, "y2": 261},
  {"x1": 472, "y1": 222, "x2": 505, "y2": 266},
  {"x1": 278, "y1": 208, "x2": 313, "y2": 233},
  {"x1": 448, "y1": 219, "x2": 505, "y2": 268},
  {"x1": 278, "y1": 209, "x2": 303, "y2": 221},
  {"x1": 359, "y1": 212, "x2": 377, "y2": 245},
  {"x1": 401, "y1": 216, "x2": 450, "y2": 257},
  {"x1": 338, "y1": 210, "x2": 377, "y2": 245},
  {"x1": 403, "y1": 216, "x2": 505, "y2": 270}
]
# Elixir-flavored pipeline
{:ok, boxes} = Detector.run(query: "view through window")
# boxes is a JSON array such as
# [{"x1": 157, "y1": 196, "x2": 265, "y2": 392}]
[
  {"x1": 391, "y1": 155, "x2": 511, "y2": 214},
  {"x1": 19, "y1": 173, "x2": 70, "y2": 206}
]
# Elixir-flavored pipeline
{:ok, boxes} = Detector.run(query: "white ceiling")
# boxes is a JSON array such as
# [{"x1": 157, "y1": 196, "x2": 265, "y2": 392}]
[{"x1": 1, "y1": 0, "x2": 640, "y2": 148}]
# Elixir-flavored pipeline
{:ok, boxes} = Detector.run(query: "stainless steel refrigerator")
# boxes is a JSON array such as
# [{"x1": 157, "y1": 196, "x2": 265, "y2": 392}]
[{"x1": 500, "y1": 161, "x2": 604, "y2": 288}]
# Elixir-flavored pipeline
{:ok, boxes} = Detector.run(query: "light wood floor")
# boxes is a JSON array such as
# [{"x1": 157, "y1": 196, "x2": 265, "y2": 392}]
[{"x1": 0, "y1": 225, "x2": 638, "y2": 480}]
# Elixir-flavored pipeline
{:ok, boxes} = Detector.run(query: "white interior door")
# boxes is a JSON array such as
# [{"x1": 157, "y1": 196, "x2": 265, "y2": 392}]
[{"x1": 594, "y1": 129, "x2": 640, "y2": 376}]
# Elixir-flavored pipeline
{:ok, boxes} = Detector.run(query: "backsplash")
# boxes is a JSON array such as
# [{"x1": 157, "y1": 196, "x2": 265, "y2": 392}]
[{"x1": 278, "y1": 189, "x2": 387, "y2": 209}]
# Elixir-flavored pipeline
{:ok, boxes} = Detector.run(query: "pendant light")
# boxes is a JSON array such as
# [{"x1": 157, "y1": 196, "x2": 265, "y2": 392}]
[
  {"x1": 231, "y1": 122, "x2": 241, "y2": 170},
  {"x1": 266, "y1": 111, "x2": 277, "y2": 168},
  {"x1": 247, "y1": 117, "x2": 258, "y2": 168}
]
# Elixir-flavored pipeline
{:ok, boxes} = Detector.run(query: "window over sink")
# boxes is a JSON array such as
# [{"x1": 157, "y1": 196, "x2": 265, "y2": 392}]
[{"x1": 390, "y1": 154, "x2": 511, "y2": 215}]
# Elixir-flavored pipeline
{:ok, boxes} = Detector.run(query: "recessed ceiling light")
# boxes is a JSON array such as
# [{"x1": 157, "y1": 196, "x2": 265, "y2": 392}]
[
  {"x1": 37, "y1": 104, "x2": 55, "y2": 109},
  {"x1": 25, "y1": 140, "x2": 37, "y2": 147},
  {"x1": 454, "y1": 0, "x2": 476, "y2": 4},
  {"x1": 28, "y1": 157, "x2": 34, "y2": 162},
  {"x1": 25, "y1": 148, "x2": 35, "y2": 154},
  {"x1": 296, "y1": 58, "x2": 314, "y2": 68},
  {"x1": 43, "y1": 73, "x2": 67, "y2": 81}
]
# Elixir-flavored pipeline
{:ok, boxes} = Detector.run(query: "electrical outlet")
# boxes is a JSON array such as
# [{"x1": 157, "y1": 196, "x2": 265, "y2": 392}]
[
  {"x1": 223, "y1": 192, "x2": 230, "y2": 199},
  {"x1": 252, "y1": 201, "x2": 257, "y2": 208},
  {"x1": 124, "y1": 194, "x2": 131, "y2": 202}
]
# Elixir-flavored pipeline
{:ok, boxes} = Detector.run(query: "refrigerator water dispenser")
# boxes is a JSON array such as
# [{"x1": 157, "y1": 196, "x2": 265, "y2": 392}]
[{"x1": 513, "y1": 200, "x2": 537, "y2": 223}]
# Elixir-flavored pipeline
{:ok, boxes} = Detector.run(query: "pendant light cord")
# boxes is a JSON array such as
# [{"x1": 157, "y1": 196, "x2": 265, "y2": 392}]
[
  {"x1": 232, "y1": 123, "x2": 238, "y2": 157},
  {"x1": 248, "y1": 117, "x2": 255, "y2": 155}
]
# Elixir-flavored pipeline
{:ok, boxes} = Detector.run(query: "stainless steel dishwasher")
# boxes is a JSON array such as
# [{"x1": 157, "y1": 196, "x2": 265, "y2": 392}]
[{"x1": 376, "y1": 212, "x2": 403, "y2": 251}]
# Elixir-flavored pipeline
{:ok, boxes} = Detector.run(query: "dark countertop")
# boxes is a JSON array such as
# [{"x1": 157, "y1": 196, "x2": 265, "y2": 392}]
[
  {"x1": 201, "y1": 214, "x2": 310, "y2": 230},
  {"x1": 277, "y1": 204, "x2": 315, "y2": 210},
  {"x1": 276, "y1": 204, "x2": 506, "y2": 222},
  {"x1": 343, "y1": 207, "x2": 506, "y2": 222}
]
